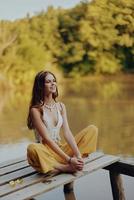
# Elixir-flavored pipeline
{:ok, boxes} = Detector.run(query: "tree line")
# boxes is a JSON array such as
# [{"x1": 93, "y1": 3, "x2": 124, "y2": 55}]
[{"x1": 0, "y1": 0, "x2": 134, "y2": 86}]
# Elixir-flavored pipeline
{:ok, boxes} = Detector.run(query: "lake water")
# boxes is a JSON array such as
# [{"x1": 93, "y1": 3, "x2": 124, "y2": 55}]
[{"x1": 0, "y1": 75, "x2": 134, "y2": 199}]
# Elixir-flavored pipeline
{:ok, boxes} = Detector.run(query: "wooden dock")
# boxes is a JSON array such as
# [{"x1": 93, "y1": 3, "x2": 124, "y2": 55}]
[{"x1": 0, "y1": 152, "x2": 133, "y2": 200}]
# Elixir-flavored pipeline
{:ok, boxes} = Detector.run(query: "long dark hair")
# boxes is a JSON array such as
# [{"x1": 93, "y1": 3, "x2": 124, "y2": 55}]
[{"x1": 27, "y1": 71, "x2": 58, "y2": 129}]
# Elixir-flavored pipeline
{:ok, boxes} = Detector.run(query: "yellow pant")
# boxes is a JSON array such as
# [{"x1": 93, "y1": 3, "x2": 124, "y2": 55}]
[{"x1": 27, "y1": 125, "x2": 98, "y2": 173}]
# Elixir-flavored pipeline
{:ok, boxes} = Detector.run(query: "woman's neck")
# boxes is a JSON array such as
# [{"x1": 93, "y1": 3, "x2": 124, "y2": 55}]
[{"x1": 44, "y1": 95, "x2": 55, "y2": 105}]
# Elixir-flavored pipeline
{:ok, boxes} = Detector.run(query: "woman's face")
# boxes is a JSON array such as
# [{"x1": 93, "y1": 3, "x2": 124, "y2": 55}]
[{"x1": 44, "y1": 73, "x2": 57, "y2": 95}]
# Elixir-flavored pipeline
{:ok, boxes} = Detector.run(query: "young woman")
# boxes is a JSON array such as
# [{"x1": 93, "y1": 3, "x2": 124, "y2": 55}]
[{"x1": 27, "y1": 71, "x2": 98, "y2": 174}]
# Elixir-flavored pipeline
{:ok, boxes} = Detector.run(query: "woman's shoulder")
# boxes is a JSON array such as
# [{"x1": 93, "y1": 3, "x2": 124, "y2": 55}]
[
  {"x1": 56, "y1": 101, "x2": 66, "y2": 113},
  {"x1": 30, "y1": 106, "x2": 43, "y2": 116}
]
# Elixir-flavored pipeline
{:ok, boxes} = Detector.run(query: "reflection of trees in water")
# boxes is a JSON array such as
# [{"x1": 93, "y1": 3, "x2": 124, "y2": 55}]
[
  {"x1": 99, "y1": 81, "x2": 121, "y2": 100},
  {"x1": 0, "y1": 89, "x2": 33, "y2": 143},
  {"x1": 0, "y1": 91, "x2": 9, "y2": 114},
  {"x1": 95, "y1": 101, "x2": 134, "y2": 155},
  {"x1": 64, "y1": 96, "x2": 134, "y2": 156},
  {"x1": 0, "y1": 78, "x2": 134, "y2": 156},
  {"x1": 0, "y1": 88, "x2": 30, "y2": 111},
  {"x1": 64, "y1": 79, "x2": 122, "y2": 101},
  {"x1": 62, "y1": 79, "x2": 134, "y2": 156},
  {"x1": 63, "y1": 97, "x2": 90, "y2": 134}
]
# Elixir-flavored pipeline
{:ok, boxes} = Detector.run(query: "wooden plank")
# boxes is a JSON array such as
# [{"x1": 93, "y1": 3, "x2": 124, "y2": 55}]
[
  {"x1": 84, "y1": 151, "x2": 104, "y2": 164},
  {"x1": 0, "y1": 156, "x2": 26, "y2": 169},
  {"x1": 0, "y1": 152, "x2": 104, "y2": 197},
  {"x1": 83, "y1": 154, "x2": 120, "y2": 173},
  {"x1": 0, "y1": 160, "x2": 29, "y2": 176},
  {"x1": 0, "y1": 173, "x2": 51, "y2": 197},
  {"x1": 1, "y1": 155, "x2": 120, "y2": 200},
  {"x1": 0, "y1": 167, "x2": 36, "y2": 185}
]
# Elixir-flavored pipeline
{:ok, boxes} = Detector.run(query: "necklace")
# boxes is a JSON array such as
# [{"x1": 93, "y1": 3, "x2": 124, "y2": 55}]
[{"x1": 44, "y1": 103, "x2": 56, "y2": 112}]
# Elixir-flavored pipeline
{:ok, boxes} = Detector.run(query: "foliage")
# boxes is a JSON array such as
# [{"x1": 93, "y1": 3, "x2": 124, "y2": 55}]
[{"x1": 0, "y1": 0, "x2": 134, "y2": 86}]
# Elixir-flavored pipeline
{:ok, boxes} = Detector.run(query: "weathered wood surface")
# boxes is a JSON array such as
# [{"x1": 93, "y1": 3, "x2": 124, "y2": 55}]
[
  {"x1": 0, "y1": 152, "x2": 104, "y2": 195},
  {"x1": 0, "y1": 160, "x2": 29, "y2": 176},
  {"x1": 0, "y1": 167, "x2": 36, "y2": 185},
  {"x1": 0, "y1": 152, "x2": 120, "y2": 200},
  {"x1": 0, "y1": 156, "x2": 26, "y2": 168}
]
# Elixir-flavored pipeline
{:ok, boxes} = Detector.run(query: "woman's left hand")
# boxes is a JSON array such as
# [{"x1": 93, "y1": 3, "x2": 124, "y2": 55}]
[
  {"x1": 77, "y1": 157, "x2": 84, "y2": 170},
  {"x1": 70, "y1": 157, "x2": 84, "y2": 171}
]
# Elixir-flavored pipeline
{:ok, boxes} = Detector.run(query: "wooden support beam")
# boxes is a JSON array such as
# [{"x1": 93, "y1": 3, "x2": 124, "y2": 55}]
[
  {"x1": 109, "y1": 171, "x2": 126, "y2": 200},
  {"x1": 64, "y1": 190, "x2": 76, "y2": 200},
  {"x1": 104, "y1": 161, "x2": 134, "y2": 177},
  {"x1": 64, "y1": 182, "x2": 74, "y2": 193}
]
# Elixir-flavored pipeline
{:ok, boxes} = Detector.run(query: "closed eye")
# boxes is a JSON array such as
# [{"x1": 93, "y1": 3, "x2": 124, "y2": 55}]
[{"x1": 45, "y1": 79, "x2": 56, "y2": 83}]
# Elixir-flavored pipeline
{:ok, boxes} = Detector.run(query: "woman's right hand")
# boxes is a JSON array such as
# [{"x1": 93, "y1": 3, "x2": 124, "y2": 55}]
[{"x1": 70, "y1": 157, "x2": 84, "y2": 171}]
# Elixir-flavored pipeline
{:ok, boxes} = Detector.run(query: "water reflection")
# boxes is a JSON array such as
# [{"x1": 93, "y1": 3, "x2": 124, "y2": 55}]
[
  {"x1": 0, "y1": 141, "x2": 30, "y2": 162},
  {"x1": 99, "y1": 81, "x2": 121, "y2": 100},
  {"x1": 0, "y1": 76, "x2": 134, "y2": 160}
]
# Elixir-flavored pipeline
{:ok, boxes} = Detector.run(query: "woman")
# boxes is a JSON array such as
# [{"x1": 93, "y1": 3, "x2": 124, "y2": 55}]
[{"x1": 27, "y1": 71, "x2": 98, "y2": 174}]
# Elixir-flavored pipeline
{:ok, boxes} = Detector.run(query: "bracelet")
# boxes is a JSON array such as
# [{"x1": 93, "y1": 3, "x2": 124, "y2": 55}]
[{"x1": 68, "y1": 157, "x2": 72, "y2": 164}]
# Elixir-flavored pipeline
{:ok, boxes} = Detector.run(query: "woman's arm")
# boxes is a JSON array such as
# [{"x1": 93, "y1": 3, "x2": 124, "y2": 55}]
[
  {"x1": 60, "y1": 103, "x2": 82, "y2": 158},
  {"x1": 30, "y1": 107, "x2": 71, "y2": 163}
]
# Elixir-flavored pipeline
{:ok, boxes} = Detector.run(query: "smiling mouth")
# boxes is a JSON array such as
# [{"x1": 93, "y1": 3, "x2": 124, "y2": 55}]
[{"x1": 51, "y1": 86, "x2": 56, "y2": 89}]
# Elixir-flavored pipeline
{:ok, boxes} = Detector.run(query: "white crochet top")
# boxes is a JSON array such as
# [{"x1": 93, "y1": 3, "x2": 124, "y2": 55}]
[{"x1": 35, "y1": 103, "x2": 63, "y2": 143}]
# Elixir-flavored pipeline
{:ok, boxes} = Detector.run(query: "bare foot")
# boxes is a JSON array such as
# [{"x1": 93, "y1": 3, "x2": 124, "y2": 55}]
[
  {"x1": 51, "y1": 168, "x2": 61, "y2": 175},
  {"x1": 54, "y1": 164, "x2": 77, "y2": 173}
]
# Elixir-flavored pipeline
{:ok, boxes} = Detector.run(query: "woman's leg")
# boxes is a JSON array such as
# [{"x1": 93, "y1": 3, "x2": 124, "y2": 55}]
[
  {"x1": 27, "y1": 125, "x2": 98, "y2": 174},
  {"x1": 75, "y1": 124, "x2": 98, "y2": 157},
  {"x1": 53, "y1": 125, "x2": 98, "y2": 173},
  {"x1": 27, "y1": 143, "x2": 59, "y2": 173},
  {"x1": 61, "y1": 124, "x2": 98, "y2": 158},
  {"x1": 27, "y1": 143, "x2": 77, "y2": 174}
]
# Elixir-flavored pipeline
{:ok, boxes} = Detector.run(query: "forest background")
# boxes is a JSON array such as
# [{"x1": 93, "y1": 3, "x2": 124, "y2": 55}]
[{"x1": 0, "y1": 0, "x2": 134, "y2": 89}]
